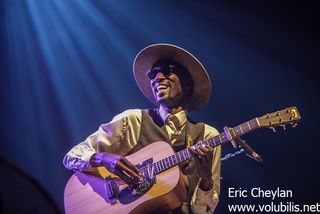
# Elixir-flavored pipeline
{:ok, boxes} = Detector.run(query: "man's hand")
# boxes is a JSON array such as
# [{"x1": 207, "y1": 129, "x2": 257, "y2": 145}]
[
  {"x1": 90, "y1": 152, "x2": 141, "y2": 187},
  {"x1": 189, "y1": 142, "x2": 214, "y2": 190}
]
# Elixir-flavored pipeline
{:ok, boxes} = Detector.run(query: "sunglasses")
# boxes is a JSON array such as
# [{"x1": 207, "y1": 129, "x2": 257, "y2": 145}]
[{"x1": 146, "y1": 64, "x2": 175, "y2": 80}]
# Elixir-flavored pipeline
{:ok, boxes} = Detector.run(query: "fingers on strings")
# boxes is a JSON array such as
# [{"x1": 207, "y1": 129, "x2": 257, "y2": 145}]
[{"x1": 115, "y1": 157, "x2": 141, "y2": 186}]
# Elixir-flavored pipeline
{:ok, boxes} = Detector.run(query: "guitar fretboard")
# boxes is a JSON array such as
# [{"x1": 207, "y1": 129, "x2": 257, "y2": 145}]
[
  {"x1": 152, "y1": 149, "x2": 192, "y2": 174},
  {"x1": 144, "y1": 118, "x2": 260, "y2": 175}
]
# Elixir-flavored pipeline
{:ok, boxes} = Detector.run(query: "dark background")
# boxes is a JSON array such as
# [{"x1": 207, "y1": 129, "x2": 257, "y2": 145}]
[{"x1": 1, "y1": 0, "x2": 319, "y2": 213}]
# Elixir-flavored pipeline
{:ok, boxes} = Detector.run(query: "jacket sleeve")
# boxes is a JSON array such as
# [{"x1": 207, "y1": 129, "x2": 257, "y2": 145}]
[{"x1": 63, "y1": 109, "x2": 142, "y2": 172}]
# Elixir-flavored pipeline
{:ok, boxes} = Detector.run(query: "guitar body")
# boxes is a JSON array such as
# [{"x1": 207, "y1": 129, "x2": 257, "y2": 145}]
[{"x1": 64, "y1": 141, "x2": 187, "y2": 214}]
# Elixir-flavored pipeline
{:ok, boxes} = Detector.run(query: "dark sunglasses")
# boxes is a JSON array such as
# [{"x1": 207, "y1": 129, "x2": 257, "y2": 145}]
[{"x1": 146, "y1": 64, "x2": 175, "y2": 80}]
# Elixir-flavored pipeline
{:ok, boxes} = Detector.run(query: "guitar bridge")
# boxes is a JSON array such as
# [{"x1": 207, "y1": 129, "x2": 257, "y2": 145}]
[{"x1": 133, "y1": 163, "x2": 156, "y2": 195}]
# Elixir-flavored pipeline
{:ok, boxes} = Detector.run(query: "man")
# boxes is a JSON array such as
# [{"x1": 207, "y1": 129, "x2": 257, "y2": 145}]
[{"x1": 63, "y1": 44, "x2": 221, "y2": 213}]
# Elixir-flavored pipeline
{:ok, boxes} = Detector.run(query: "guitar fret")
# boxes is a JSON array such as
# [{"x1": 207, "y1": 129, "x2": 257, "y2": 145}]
[
  {"x1": 181, "y1": 150, "x2": 185, "y2": 160},
  {"x1": 161, "y1": 159, "x2": 165, "y2": 170},
  {"x1": 234, "y1": 126, "x2": 239, "y2": 135},
  {"x1": 157, "y1": 161, "x2": 161, "y2": 172},
  {"x1": 172, "y1": 154, "x2": 177, "y2": 165},
  {"x1": 155, "y1": 162, "x2": 158, "y2": 172},
  {"x1": 211, "y1": 136, "x2": 217, "y2": 146},
  {"x1": 160, "y1": 160, "x2": 164, "y2": 171},
  {"x1": 153, "y1": 163, "x2": 158, "y2": 173},
  {"x1": 249, "y1": 119, "x2": 257, "y2": 129},
  {"x1": 221, "y1": 133, "x2": 225, "y2": 141},
  {"x1": 184, "y1": 150, "x2": 190, "y2": 159},
  {"x1": 166, "y1": 157, "x2": 170, "y2": 168},
  {"x1": 231, "y1": 119, "x2": 259, "y2": 138},
  {"x1": 224, "y1": 133, "x2": 228, "y2": 140},
  {"x1": 210, "y1": 138, "x2": 216, "y2": 147},
  {"x1": 168, "y1": 156, "x2": 173, "y2": 167},
  {"x1": 182, "y1": 150, "x2": 186, "y2": 161},
  {"x1": 203, "y1": 141, "x2": 208, "y2": 147},
  {"x1": 246, "y1": 123, "x2": 250, "y2": 130},
  {"x1": 213, "y1": 138, "x2": 218, "y2": 147},
  {"x1": 181, "y1": 151, "x2": 185, "y2": 160},
  {"x1": 154, "y1": 163, "x2": 159, "y2": 174},
  {"x1": 244, "y1": 123, "x2": 248, "y2": 132},
  {"x1": 176, "y1": 153, "x2": 181, "y2": 163},
  {"x1": 163, "y1": 158, "x2": 167, "y2": 170},
  {"x1": 205, "y1": 139, "x2": 210, "y2": 147},
  {"x1": 218, "y1": 134, "x2": 222, "y2": 144},
  {"x1": 247, "y1": 121, "x2": 251, "y2": 130},
  {"x1": 156, "y1": 161, "x2": 161, "y2": 172}
]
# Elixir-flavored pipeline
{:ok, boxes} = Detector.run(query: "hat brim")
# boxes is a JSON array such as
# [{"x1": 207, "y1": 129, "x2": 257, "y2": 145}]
[{"x1": 133, "y1": 43, "x2": 212, "y2": 112}]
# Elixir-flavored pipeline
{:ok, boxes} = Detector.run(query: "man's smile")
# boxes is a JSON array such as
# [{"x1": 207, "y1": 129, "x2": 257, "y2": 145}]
[{"x1": 154, "y1": 83, "x2": 171, "y2": 95}]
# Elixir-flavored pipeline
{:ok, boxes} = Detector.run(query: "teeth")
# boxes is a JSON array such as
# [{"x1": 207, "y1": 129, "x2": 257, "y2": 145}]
[
  {"x1": 156, "y1": 84, "x2": 169, "y2": 93},
  {"x1": 157, "y1": 86, "x2": 167, "y2": 90}
]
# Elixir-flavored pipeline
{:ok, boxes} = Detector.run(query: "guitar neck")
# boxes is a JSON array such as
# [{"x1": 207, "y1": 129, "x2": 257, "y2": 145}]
[
  {"x1": 204, "y1": 118, "x2": 260, "y2": 148},
  {"x1": 150, "y1": 118, "x2": 260, "y2": 175}
]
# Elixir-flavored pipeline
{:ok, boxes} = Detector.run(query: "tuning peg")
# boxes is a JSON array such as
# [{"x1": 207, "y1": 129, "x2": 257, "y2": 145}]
[
  {"x1": 291, "y1": 123, "x2": 298, "y2": 128},
  {"x1": 281, "y1": 125, "x2": 286, "y2": 130}
]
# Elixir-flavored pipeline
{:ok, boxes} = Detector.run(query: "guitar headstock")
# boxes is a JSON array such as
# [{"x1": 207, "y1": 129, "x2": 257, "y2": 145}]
[{"x1": 258, "y1": 106, "x2": 301, "y2": 131}]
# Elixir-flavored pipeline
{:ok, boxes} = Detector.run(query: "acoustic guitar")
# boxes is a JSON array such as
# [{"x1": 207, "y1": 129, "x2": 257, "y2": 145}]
[{"x1": 64, "y1": 106, "x2": 301, "y2": 214}]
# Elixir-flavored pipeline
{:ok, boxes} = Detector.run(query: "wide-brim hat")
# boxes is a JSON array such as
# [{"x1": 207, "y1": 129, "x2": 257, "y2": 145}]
[{"x1": 133, "y1": 43, "x2": 212, "y2": 111}]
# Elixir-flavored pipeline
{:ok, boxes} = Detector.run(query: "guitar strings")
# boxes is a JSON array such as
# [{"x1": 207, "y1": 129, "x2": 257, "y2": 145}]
[
  {"x1": 135, "y1": 125, "x2": 255, "y2": 174},
  {"x1": 115, "y1": 125, "x2": 253, "y2": 185}
]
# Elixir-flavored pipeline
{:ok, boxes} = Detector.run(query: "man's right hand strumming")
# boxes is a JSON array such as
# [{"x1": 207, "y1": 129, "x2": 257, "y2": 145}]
[{"x1": 90, "y1": 152, "x2": 141, "y2": 186}]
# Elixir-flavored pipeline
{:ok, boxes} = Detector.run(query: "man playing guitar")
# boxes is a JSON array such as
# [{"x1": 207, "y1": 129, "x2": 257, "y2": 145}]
[{"x1": 63, "y1": 44, "x2": 220, "y2": 213}]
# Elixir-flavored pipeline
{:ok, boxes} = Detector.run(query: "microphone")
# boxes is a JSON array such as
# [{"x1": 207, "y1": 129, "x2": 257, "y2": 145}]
[{"x1": 234, "y1": 137, "x2": 263, "y2": 163}]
